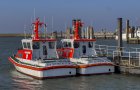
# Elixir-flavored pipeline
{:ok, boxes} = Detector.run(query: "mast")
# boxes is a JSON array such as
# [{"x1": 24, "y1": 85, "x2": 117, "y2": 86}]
[
  {"x1": 73, "y1": 19, "x2": 83, "y2": 39},
  {"x1": 32, "y1": 18, "x2": 44, "y2": 40}
]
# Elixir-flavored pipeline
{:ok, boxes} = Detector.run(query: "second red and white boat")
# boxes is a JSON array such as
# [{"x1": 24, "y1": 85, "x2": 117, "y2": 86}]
[{"x1": 57, "y1": 19, "x2": 114, "y2": 75}]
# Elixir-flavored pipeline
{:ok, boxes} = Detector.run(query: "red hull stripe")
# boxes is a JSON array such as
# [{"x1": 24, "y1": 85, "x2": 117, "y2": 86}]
[
  {"x1": 33, "y1": 39, "x2": 56, "y2": 42},
  {"x1": 8, "y1": 57, "x2": 77, "y2": 71},
  {"x1": 78, "y1": 63, "x2": 114, "y2": 68},
  {"x1": 74, "y1": 39, "x2": 96, "y2": 42}
]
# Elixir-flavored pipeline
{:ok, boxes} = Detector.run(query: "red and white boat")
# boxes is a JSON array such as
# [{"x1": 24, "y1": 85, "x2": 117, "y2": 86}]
[
  {"x1": 8, "y1": 18, "x2": 77, "y2": 79},
  {"x1": 57, "y1": 19, "x2": 114, "y2": 75}
]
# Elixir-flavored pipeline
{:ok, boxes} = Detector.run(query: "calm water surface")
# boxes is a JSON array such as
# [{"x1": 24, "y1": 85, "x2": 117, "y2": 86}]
[{"x1": 0, "y1": 37, "x2": 140, "y2": 90}]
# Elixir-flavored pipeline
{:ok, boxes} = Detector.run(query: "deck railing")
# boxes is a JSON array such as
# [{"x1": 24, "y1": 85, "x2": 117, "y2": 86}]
[{"x1": 95, "y1": 44, "x2": 140, "y2": 67}]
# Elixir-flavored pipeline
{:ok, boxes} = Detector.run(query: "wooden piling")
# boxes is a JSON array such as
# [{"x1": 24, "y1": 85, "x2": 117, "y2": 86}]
[
  {"x1": 115, "y1": 18, "x2": 123, "y2": 73},
  {"x1": 126, "y1": 20, "x2": 129, "y2": 43},
  {"x1": 118, "y1": 18, "x2": 123, "y2": 51}
]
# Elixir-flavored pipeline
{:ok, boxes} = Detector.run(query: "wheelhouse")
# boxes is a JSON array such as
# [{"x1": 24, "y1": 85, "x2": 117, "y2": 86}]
[{"x1": 15, "y1": 18, "x2": 58, "y2": 61}]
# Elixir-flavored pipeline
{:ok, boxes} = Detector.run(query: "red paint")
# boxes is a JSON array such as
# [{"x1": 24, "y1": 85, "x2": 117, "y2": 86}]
[
  {"x1": 9, "y1": 57, "x2": 77, "y2": 71},
  {"x1": 74, "y1": 39, "x2": 96, "y2": 42},
  {"x1": 16, "y1": 49, "x2": 32, "y2": 60},
  {"x1": 73, "y1": 20, "x2": 83, "y2": 40},
  {"x1": 57, "y1": 48, "x2": 74, "y2": 58},
  {"x1": 33, "y1": 39, "x2": 56, "y2": 42},
  {"x1": 78, "y1": 63, "x2": 114, "y2": 68},
  {"x1": 32, "y1": 18, "x2": 44, "y2": 40}
]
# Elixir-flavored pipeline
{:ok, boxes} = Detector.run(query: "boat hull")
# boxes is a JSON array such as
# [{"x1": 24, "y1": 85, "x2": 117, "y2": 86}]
[
  {"x1": 9, "y1": 57, "x2": 76, "y2": 79},
  {"x1": 70, "y1": 58, "x2": 114, "y2": 75},
  {"x1": 77, "y1": 64, "x2": 114, "y2": 75},
  {"x1": 14, "y1": 65, "x2": 76, "y2": 79}
]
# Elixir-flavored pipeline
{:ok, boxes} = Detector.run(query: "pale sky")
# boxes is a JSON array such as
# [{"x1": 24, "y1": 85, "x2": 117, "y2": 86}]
[{"x1": 0, "y1": 0, "x2": 140, "y2": 33}]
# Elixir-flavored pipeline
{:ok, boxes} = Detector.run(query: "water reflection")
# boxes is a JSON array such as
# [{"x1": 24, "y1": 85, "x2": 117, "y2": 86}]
[
  {"x1": 2, "y1": 37, "x2": 140, "y2": 90},
  {"x1": 11, "y1": 70, "x2": 43, "y2": 90}
]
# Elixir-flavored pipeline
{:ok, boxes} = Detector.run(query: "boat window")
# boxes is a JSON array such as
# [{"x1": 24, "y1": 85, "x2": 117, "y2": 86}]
[
  {"x1": 63, "y1": 42, "x2": 67, "y2": 47},
  {"x1": 74, "y1": 42, "x2": 79, "y2": 48},
  {"x1": 33, "y1": 42, "x2": 40, "y2": 49},
  {"x1": 49, "y1": 42, "x2": 55, "y2": 49},
  {"x1": 23, "y1": 42, "x2": 27, "y2": 48},
  {"x1": 27, "y1": 42, "x2": 31, "y2": 49},
  {"x1": 82, "y1": 45, "x2": 86, "y2": 54},
  {"x1": 63, "y1": 42, "x2": 71, "y2": 48},
  {"x1": 43, "y1": 45, "x2": 47, "y2": 55},
  {"x1": 68, "y1": 42, "x2": 71, "y2": 47},
  {"x1": 88, "y1": 42, "x2": 93, "y2": 48}
]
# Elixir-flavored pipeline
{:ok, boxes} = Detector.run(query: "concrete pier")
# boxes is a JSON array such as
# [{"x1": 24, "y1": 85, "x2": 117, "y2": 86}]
[{"x1": 95, "y1": 44, "x2": 140, "y2": 75}]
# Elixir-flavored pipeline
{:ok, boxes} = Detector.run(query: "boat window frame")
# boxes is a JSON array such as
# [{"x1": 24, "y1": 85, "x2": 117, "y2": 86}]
[
  {"x1": 43, "y1": 45, "x2": 47, "y2": 55},
  {"x1": 63, "y1": 41, "x2": 72, "y2": 48},
  {"x1": 67, "y1": 42, "x2": 71, "y2": 47},
  {"x1": 33, "y1": 42, "x2": 40, "y2": 49},
  {"x1": 27, "y1": 42, "x2": 31, "y2": 49},
  {"x1": 74, "y1": 42, "x2": 80, "y2": 48},
  {"x1": 23, "y1": 42, "x2": 27, "y2": 49},
  {"x1": 49, "y1": 42, "x2": 55, "y2": 49},
  {"x1": 63, "y1": 42, "x2": 67, "y2": 47},
  {"x1": 88, "y1": 42, "x2": 93, "y2": 48},
  {"x1": 82, "y1": 45, "x2": 86, "y2": 54}
]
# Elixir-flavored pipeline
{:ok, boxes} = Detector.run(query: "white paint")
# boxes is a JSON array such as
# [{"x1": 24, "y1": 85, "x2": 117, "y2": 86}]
[
  {"x1": 25, "y1": 51, "x2": 31, "y2": 59},
  {"x1": 115, "y1": 28, "x2": 140, "y2": 41},
  {"x1": 70, "y1": 57, "x2": 114, "y2": 74},
  {"x1": 61, "y1": 39, "x2": 114, "y2": 75},
  {"x1": 14, "y1": 65, "x2": 76, "y2": 78},
  {"x1": 77, "y1": 65, "x2": 114, "y2": 74}
]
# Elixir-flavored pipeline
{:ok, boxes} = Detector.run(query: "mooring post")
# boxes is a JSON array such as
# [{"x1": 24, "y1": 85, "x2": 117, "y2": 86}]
[
  {"x1": 126, "y1": 20, "x2": 129, "y2": 43},
  {"x1": 115, "y1": 18, "x2": 123, "y2": 73},
  {"x1": 118, "y1": 18, "x2": 123, "y2": 51}
]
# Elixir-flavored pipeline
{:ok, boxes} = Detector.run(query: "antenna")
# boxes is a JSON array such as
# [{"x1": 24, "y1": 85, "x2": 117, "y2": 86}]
[
  {"x1": 24, "y1": 25, "x2": 27, "y2": 39},
  {"x1": 34, "y1": 8, "x2": 36, "y2": 20},
  {"x1": 90, "y1": 20, "x2": 93, "y2": 27},
  {"x1": 44, "y1": 16, "x2": 47, "y2": 38},
  {"x1": 52, "y1": 16, "x2": 53, "y2": 32},
  {"x1": 64, "y1": 23, "x2": 67, "y2": 38},
  {"x1": 30, "y1": 17, "x2": 34, "y2": 37},
  {"x1": 65, "y1": 23, "x2": 67, "y2": 30},
  {"x1": 51, "y1": 16, "x2": 54, "y2": 38}
]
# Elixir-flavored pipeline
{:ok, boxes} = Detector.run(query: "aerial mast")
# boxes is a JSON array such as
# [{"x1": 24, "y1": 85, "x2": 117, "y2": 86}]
[
  {"x1": 73, "y1": 19, "x2": 83, "y2": 39},
  {"x1": 32, "y1": 18, "x2": 44, "y2": 40}
]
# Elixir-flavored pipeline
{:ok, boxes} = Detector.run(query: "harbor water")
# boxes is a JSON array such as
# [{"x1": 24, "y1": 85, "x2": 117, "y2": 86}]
[{"x1": 1, "y1": 37, "x2": 140, "y2": 90}]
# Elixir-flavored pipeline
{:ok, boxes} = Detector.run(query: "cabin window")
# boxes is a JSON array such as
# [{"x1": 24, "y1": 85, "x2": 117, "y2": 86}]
[
  {"x1": 82, "y1": 45, "x2": 86, "y2": 54},
  {"x1": 63, "y1": 42, "x2": 67, "y2": 47},
  {"x1": 63, "y1": 42, "x2": 71, "y2": 48},
  {"x1": 49, "y1": 42, "x2": 55, "y2": 49},
  {"x1": 33, "y1": 42, "x2": 40, "y2": 49},
  {"x1": 74, "y1": 42, "x2": 79, "y2": 48},
  {"x1": 88, "y1": 42, "x2": 93, "y2": 48},
  {"x1": 27, "y1": 42, "x2": 31, "y2": 49},
  {"x1": 23, "y1": 42, "x2": 27, "y2": 48},
  {"x1": 43, "y1": 45, "x2": 47, "y2": 55},
  {"x1": 68, "y1": 42, "x2": 71, "y2": 47}
]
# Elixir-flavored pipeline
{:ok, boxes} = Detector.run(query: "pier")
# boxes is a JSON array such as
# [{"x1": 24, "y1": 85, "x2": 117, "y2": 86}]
[
  {"x1": 95, "y1": 44, "x2": 140, "y2": 74},
  {"x1": 127, "y1": 38, "x2": 140, "y2": 44},
  {"x1": 95, "y1": 18, "x2": 140, "y2": 74},
  {"x1": 94, "y1": 32, "x2": 115, "y2": 39}
]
